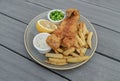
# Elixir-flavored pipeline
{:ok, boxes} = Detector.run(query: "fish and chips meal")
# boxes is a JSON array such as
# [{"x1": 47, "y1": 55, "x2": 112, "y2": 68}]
[{"x1": 34, "y1": 8, "x2": 93, "y2": 65}]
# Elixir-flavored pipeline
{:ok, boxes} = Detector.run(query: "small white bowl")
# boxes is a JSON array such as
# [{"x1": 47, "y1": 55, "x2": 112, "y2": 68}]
[
  {"x1": 48, "y1": 9, "x2": 65, "y2": 24},
  {"x1": 33, "y1": 33, "x2": 51, "y2": 54}
]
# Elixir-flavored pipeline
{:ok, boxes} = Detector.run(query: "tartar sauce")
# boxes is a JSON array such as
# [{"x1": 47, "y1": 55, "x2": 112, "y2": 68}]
[
  {"x1": 34, "y1": 37, "x2": 48, "y2": 49},
  {"x1": 33, "y1": 33, "x2": 51, "y2": 54}
]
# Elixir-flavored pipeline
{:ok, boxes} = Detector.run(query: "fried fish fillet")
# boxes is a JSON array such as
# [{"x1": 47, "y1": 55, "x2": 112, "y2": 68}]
[{"x1": 46, "y1": 8, "x2": 80, "y2": 50}]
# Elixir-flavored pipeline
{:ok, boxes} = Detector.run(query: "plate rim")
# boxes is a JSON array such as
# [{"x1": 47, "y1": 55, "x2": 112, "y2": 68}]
[{"x1": 24, "y1": 11, "x2": 98, "y2": 70}]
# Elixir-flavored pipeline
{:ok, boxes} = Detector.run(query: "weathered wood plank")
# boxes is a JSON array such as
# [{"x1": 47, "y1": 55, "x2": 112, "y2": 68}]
[
  {"x1": 0, "y1": 46, "x2": 68, "y2": 81},
  {"x1": 1, "y1": 27, "x2": 120, "y2": 81},
  {"x1": 0, "y1": 1, "x2": 119, "y2": 58},
  {"x1": 54, "y1": 53, "x2": 120, "y2": 81},
  {"x1": 27, "y1": 0, "x2": 120, "y2": 32},
  {"x1": 95, "y1": 25, "x2": 120, "y2": 60},
  {"x1": 0, "y1": 14, "x2": 29, "y2": 58},
  {"x1": 80, "y1": 0, "x2": 120, "y2": 13},
  {"x1": 0, "y1": 13, "x2": 120, "y2": 61},
  {"x1": 0, "y1": 0, "x2": 120, "y2": 81},
  {"x1": 0, "y1": 0, "x2": 49, "y2": 24},
  {"x1": 0, "y1": 0, "x2": 48, "y2": 58}
]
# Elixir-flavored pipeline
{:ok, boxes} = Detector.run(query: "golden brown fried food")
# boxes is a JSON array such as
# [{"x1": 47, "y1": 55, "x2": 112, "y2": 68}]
[
  {"x1": 46, "y1": 34, "x2": 60, "y2": 50},
  {"x1": 46, "y1": 8, "x2": 80, "y2": 49},
  {"x1": 45, "y1": 9, "x2": 93, "y2": 66}
]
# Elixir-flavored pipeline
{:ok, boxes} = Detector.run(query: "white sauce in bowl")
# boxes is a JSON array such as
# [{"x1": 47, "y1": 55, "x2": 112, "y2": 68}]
[
  {"x1": 34, "y1": 36, "x2": 49, "y2": 49},
  {"x1": 33, "y1": 33, "x2": 51, "y2": 54}
]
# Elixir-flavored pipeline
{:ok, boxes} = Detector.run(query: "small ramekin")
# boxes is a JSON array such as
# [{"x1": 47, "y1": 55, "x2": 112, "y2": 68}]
[
  {"x1": 47, "y1": 9, "x2": 65, "y2": 24},
  {"x1": 33, "y1": 33, "x2": 51, "y2": 54}
]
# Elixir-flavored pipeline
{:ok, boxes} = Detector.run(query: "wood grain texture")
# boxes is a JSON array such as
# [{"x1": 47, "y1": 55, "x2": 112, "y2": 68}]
[
  {"x1": 81, "y1": 0, "x2": 120, "y2": 13},
  {"x1": 0, "y1": 46, "x2": 68, "y2": 81},
  {"x1": 55, "y1": 53, "x2": 120, "y2": 81},
  {"x1": 0, "y1": 13, "x2": 120, "y2": 81},
  {"x1": 0, "y1": 14, "x2": 29, "y2": 58},
  {"x1": 0, "y1": 0, "x2": 120, "y2": 81},
  {"x1": 0, "y1": 13, "x2": 120, "y2": 61},
  {"x1": 94, "y1": 25, "x2": 120, "y2": 60},
  {"x1": 27, "y1": 0, "x2": 120, "y2": 32},
  {"x1": 0, "y1": 0, "x2": 49, "y2": 24},
  {"x1": 1, "y1": 30, "x2": 120, "y2": 81}
]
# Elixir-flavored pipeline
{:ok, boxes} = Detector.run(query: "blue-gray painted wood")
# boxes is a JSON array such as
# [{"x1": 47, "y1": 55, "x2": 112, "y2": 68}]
[
  {"x1": 0, "y1": 8, "x2": 120, "y2": 81},
  {"x1": 0, "y1": 0, "x2": 120, "y2": 81},
  {"x1": 0, "y1": 0, "x2": 49, "y2": 24},
  {"x1": 27, "y1": 0, "x2": 120, "y2": 32},
  {"x1": 0, "y1": 0, "x2": 120, "y2": 60},
  {"x1": 54, "y1": 53, "x2": 120, "y2": 81},
  {"x1": 0, "y1": 13, "x2": 120, "y2": 61},
  {"x1": 0, "y1": 46, "x2": 68, "y2": 81},
  {"x1": 81, "y1": 0, "x2": 120, "y2": 13},
  {"x1": 95, "y1": 25, "x2": 120, "y2": 60},
  {"x1": 0, "y1": 14, "x2": 29, "y2": 58}
]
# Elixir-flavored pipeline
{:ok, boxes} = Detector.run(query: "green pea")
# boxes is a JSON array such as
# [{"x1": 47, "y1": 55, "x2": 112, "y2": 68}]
[{"x1": 50, "y1": 10, "x2": 65, "y2": 20}]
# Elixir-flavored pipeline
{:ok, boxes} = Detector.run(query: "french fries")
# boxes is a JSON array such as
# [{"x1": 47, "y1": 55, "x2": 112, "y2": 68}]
[
  {"x1": 83, "y1": 48, "x2": 87, "y2": 54},
  {"x1": 63, "y1": 56, "x2": 73, "y2": 59},
  {"x1": 87, "y1": 32, "x2": 93, "y2": 48},
  {"x1": 74, "y1": 40, "x2": 80, "y2": 48},
  {"x1": 78, "y1": 31, "x2": 86, "y2": 45},
  {"x1": 54, "y1": 50, "x2": 59, "y2": 54},
  {"x1": 67, "y1": 56, "x2": 90, "y2": 63},
  {"x1": 76, "y1": 35, "x2": 85, "y2": 47},
  {"x1": 45, "y1": 61, "x2": 67, "y2": 65},
  {"x1": 57, "y1": 48, "x2": 63, "y2": 53},
  {"x1": 45, "y1": 53, "x2": 63, "y2": 58},
  {"x1": 45, "y1": 21, "x2": 93, "y2": 65},
  {"x1": 49, "y1": 58, "x2": 66, "y2": 63},
  {"x1": 81, "y1": 22, "x2": 89, "y2": 35},
  {"x1": 76, "y1": 48, "x2": 86, "y2": 56},
  {"x1": 70, "y1": 53, "x2": 79, "y2": 57},
  {"x1": 63, "y1": 47, "x2": 75, "y2": 56},
  {"x1": 76, "y1": 48, "x2": 81, "y2": 54}
]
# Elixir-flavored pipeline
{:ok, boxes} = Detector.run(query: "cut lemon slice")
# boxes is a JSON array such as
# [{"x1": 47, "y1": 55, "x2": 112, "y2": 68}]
[{"x1": 36, "y1": 19, "x2": 57, "y2": 33}]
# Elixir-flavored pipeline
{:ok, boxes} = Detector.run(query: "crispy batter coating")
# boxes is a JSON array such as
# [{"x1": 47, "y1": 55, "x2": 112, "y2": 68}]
[{"x1": 46, "y1": 8, "x2": 80, "y2": 50}]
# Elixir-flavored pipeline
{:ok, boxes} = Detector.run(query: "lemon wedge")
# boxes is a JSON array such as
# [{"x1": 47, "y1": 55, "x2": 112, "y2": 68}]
[{"x1": 36, "y1": 19, "x2": 57, "y2": 33}]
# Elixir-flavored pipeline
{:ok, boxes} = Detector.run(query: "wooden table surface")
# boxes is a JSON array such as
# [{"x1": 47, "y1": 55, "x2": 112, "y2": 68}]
[{"x1": 0, "y1": 0, "x2": 120, "y2": 81}]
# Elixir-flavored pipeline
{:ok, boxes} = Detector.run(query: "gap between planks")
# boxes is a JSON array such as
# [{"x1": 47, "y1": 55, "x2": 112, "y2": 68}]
[
  {"x1": 0, "y1": 7, "x2": 120, "y2": 65},
  {"x1": 26, "y1": 0, "x2": 120, "y2": 14},
  {"x1": 25, "y1": 0, "x2": 120, "y2": 33},
  {"x1": 0, "y1": 43, "x2": 71, "y2": 81},
  {"x1": 1, "y1": 42, "x2": 120, "y2": 65},
  {"x1": 1, "y1": 10, "x2": 120, "y2": 34},
  {"x1": 80, "y1": 0, "x2": 120, "y2": 14}
]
